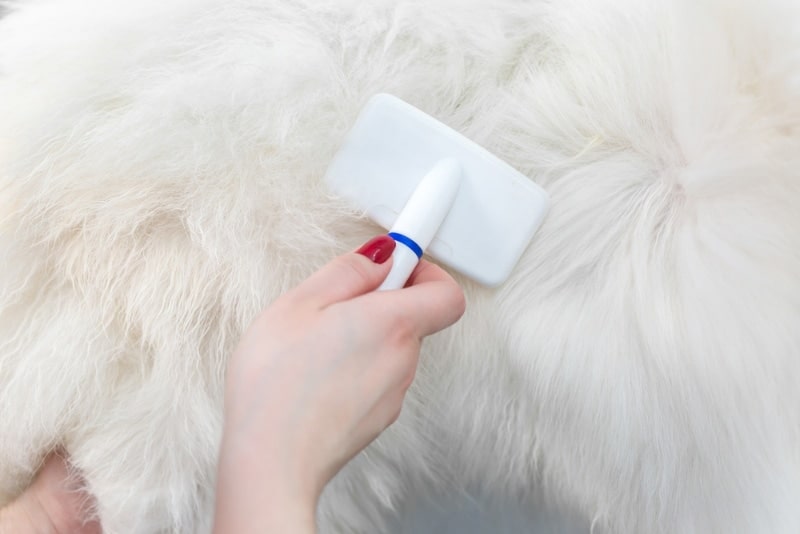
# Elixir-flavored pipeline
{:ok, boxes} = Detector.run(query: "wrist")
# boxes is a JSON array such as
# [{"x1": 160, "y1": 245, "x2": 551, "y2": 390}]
[
  {"x1": 213, "y1": 482, "x2": 317, "y2": 534},
  {"x1": 214, "y1": 437, "x2": 319, "y2": 534}
]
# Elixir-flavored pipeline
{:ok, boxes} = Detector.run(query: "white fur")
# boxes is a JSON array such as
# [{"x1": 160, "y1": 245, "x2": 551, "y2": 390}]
[{"x1": 1, "y1": 0, "x2": 799, "y2": 532}]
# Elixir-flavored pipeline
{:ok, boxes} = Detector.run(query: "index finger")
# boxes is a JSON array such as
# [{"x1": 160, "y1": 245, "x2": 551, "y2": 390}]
[{"x1": 384, "y1": 260, "x2": 466, "y2": 337}]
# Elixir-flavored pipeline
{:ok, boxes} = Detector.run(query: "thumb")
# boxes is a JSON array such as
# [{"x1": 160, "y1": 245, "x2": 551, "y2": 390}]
[{"x1": 288, "y1": 235, "x2": 396, "y2": 308}]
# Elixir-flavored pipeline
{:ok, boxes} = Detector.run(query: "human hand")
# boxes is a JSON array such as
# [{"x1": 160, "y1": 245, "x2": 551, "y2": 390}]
[
  {"x1": 0, "y1": 452, "x2": 99, "y2": 534},
  {"x1": 213, "y1": 235, "x2": 465, "y2": 533}
]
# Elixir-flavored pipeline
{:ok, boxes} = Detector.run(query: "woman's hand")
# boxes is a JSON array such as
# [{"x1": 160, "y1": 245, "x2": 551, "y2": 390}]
[
  {"x1": 0, "y1": 235, "x2": 465, "y2": 534},
  {"x1": 0, "y1": 452, "x2": 100, "y2": 534},
  {"x1": 213, "y1": 235, "x2": 465, "y2": 533}
]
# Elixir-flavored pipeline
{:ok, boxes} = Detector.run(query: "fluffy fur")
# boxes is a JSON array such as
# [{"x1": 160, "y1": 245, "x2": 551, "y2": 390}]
[{"x1": 1, "y1": 0, "x2": 799, "y2": 532}]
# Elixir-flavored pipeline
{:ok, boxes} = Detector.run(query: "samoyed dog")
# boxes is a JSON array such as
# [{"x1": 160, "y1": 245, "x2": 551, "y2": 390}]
[{"x1": 1, "y1": 0, "x2": 799, "y2": 532}]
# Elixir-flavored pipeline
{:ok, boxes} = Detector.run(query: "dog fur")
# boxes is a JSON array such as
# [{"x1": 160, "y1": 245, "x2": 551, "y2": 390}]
[{"x1": 1, "y1": 0, "x2": 799, "y2": 532}]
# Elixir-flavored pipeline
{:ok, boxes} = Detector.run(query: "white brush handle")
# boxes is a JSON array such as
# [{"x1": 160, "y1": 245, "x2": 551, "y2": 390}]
[{"x1": 379, "y1": 158, "x2": 462, "y2": 291}]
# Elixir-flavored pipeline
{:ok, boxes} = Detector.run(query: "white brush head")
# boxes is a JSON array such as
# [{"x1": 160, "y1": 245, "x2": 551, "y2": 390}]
[{"x1": 324, "y1": 94, "x2": 549, "y2": 287}]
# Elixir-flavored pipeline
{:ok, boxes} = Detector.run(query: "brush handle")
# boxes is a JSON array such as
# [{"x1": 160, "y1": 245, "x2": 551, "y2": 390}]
[
  {"x1": 378, "y1": 158, "x2": 462, "y2": 291},
  {"x1": 379, "y1": 238, "x2": 422, "y2": 290}
]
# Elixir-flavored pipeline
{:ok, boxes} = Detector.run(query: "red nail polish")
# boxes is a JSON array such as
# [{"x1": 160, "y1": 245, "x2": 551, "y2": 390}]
[{"x1": 356, "y1": 235, "x2": 396, "y2": 264}]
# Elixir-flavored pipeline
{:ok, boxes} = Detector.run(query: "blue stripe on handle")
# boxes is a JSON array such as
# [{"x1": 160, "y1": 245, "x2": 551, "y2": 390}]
[{"x1": 388, "y1": 232, "x2": 423, "y2": 259}]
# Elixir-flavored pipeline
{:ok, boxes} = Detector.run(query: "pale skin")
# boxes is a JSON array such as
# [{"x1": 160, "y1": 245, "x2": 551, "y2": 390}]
[
  {"x1": 0, "y1": 452, "x2": 101, "y2": 534},
  {"x1": 0, "y1": 235, "x2": 466, "y2": 533}
]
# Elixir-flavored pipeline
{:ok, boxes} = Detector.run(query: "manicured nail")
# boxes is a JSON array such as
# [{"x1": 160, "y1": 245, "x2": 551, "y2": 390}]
[{"x1": 356, "y1": 235, "x2": 396, "y2": 264}]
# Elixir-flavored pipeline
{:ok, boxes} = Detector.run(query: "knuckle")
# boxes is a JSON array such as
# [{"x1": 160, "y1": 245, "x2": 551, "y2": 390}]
[
  {"x1": 379, "y1": 321, "x2": 420, "y2": 389},
  {"x1": 388, "y1": 315, "x2": 419, "y2": 348},
  {"x1": 395, "y1": 347, "x2": 420, "y2": 392}
]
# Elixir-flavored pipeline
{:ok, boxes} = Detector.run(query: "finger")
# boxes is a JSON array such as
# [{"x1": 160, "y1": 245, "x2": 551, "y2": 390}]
[
  {"x1": 287, "y1": 235, "x2": 395, "y2": 308},
  {"x1": 405, "y1": 258, "x2": 454, "y2": 287},
  {"x1": 365, "y1": 260, "x2": 466, "y2": 337},
  {"x1": 401, "y1": 261, "x2": 466, "y2": 336}
]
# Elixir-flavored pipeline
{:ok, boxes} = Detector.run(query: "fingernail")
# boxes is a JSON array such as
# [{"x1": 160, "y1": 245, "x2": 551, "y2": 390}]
[{"x1": 356, "y1": 235, "x2": 396, "y2": 264}]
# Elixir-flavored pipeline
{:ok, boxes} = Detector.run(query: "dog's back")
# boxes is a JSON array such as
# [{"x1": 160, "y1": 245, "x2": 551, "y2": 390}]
[{"x1": 1, "y1": 0, "x2": 799, "y2": 532}]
